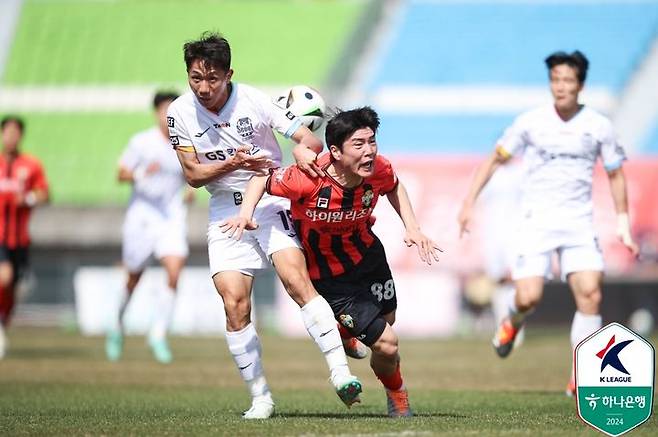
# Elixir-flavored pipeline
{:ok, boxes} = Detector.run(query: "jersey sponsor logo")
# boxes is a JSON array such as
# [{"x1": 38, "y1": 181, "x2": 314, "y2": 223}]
[
  {"x1": 237, "y1": 117, "x2": 255, "y2": 139},
  {"x1": 305, "y1": 208, "x2": 371, "y2": 223},
  {"x1": 205, "y1": 150, "x2": 227, "y2": 161},
  {"x1": 195, "y1": 126, "x2": 211, "y2": 138},
  {"x1": 217, "y1": 121, "x2": 230, "y2": 128},
  {"x1": 233, "y1": 192, "x2": 243, "y2": 205},
  {"x1": 167, "y1": 117, "x2": 175, "y2": 128},
  {"x1": 317, "y1": 198, "x2": 329, "y2": 208},
  {"x1": 169, "y1": 135, "x2": 179, "y2": 146}
]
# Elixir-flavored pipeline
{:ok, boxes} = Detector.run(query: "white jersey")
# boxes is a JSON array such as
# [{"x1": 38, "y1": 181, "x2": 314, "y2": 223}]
[
  {"x1": 166, "y1": 83, "x2": 301, "y2": 221},
  {"x1": 119, "y1": 126, "x2": 187, "y2": 217},
  {"x1": 497, "y1": 105, "x2": 626, "y2": 229}
]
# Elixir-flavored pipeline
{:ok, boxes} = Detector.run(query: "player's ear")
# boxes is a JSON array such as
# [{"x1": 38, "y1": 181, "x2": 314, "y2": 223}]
[
  {"x1": 329, "y1": 144, "x2": 341, "y2": 161},
  {"x1": 225, "y1": 69, "x2": 234, "y2": 82}
]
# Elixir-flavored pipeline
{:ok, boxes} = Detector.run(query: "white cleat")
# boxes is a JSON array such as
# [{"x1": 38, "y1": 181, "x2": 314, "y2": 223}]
[
  {"x1": 331, "y1": 374, "x2": 362, "y2": 407},
  {"x1": 242, "y1": 396, "x2": 275, "y2": 419}
]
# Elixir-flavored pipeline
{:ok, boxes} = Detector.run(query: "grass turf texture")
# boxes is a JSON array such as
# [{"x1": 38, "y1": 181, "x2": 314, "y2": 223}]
[
  {"x1": 4, "y1": 0, "x2": 364, "y2": 86},
  {"x1": 1, "y1": 327, "x2": 656, "y2": 435}
]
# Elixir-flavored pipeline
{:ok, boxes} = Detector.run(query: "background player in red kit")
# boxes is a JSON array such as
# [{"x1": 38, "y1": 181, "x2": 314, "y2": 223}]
[
  {"x1": 0, "y1": 116, "x2": 49, "y2": 358},
  {"x1": 221, "y1": 106, "x2": 441, "y2": 417}
]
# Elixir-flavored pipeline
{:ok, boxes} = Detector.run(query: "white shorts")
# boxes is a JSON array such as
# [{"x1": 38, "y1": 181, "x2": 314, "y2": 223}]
[
  {"x1": 511, "y1": 226, "x2": 604, "y2": 281},
  {"x1": 207, "y1": 192, "x2": 301, "y2": 276},
  {"x1": 122, "y1": 208, "x2": 188, "y2": 273}
]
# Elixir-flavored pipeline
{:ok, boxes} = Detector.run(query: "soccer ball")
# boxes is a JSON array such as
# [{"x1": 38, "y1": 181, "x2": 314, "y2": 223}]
[{"x1": 274, "y1": 85, "x2": 327, "y2": 132}]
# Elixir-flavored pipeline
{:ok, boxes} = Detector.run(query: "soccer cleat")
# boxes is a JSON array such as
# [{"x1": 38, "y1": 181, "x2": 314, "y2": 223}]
[
  {"x1": 148, "y1": 336, "x2": 173, "y2": 364},
  {"x1": 343, "y1": 336, "x2": 368, "y2": 359},
  {"x1": 492, "y1": 317, "x2": 521, "y2": 358},
  {"x1": 242, "y1": 396, "x2": 275, "y2": 419},
  {"x1": 565, "y1": 377, "x2": 576, "y2": 397},
  {"x1": 386, "y1": 386, "x2": 413, "y2": 417},
  {"x1": 332, "y1": 374, "x2": 363, "y2": 407},
  {"x1": 105, "y1": 330, "x2": 123, "y2": 362}
]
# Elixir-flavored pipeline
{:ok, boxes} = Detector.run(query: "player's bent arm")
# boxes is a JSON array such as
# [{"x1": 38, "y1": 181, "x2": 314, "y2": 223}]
[
  {"x1": 607, "y1": 166, "x2": 639, "y2": 255},
  {"x1": 291, "y1": 125, "x2": 323, "y2": 154},
  {"x1": 291, "y1": 125, "x2": 323, "y2": 177},
  {"x1": 238, "y1": 175, "x2": 268, "y2": 221},
  {"x1": 175, "y1": 146, "x2": 271, "y2": 188},
  {"x1": 386, "y1": 181, "x2": 442, "y2": 264},
  {"x1": 457, "y1": 148, "x2": 507, "y2": 237}
]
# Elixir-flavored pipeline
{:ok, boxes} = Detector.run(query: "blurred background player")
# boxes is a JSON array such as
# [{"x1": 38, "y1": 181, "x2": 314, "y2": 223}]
[
  {"x1": 222, "y1": 107, "x2": 442, "y2": 417},
  {"x1": 458, "y1": 50, "x2": 639, "y2": 396},
  {"x1": 167, "y1": 32, "x2": 360, "y2": 419},
  {"x1": 0, "y1": 116, "x2": 49, "y2": 358},
  {"x1": 105, "y1": 91, "x2": 194, "y2": 364}
]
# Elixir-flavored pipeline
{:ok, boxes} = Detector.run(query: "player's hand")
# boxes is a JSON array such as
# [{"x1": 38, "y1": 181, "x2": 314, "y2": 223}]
[
  {"x1": 233, "y1": 145, "x2": 274, "y2": 174},
  {"x1": 293, "y1": 144, "x2": 322, "y2": 178},
  {"x1": 219, "y1": 216, "x2": 259, "y2": 240},
  {"x1": 616, "y1": 214, "x2": 640, "y2": 257},
  {"x1": 457, "y1": 202, "x2": 473, "y2": 238},
  {"x1": 403, "y1": 229, "x2": 443, "y2": 265}
]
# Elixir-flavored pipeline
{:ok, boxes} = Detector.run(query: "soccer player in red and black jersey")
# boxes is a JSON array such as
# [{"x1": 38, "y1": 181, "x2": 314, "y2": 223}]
[
  {"x1": 221, "y1": 107, "x2": 441, "y2": 417},
  {"x1": 0, "y1": 116, "x2": 49, "y2": 358}
]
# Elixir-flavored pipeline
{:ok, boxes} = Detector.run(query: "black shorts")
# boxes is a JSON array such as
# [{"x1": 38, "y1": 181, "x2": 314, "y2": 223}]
[
  {"x1": 312, "y1": 237, "x2": 397, "y2": 342},
  {"x1": 0, "y1": 246, "x2": 29, "y2": 286}
]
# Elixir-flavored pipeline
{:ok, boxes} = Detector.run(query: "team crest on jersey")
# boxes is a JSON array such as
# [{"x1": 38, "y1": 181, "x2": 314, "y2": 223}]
[
  {"x1": 237, "y1": 117, "x2": 255, "y2": 139},
  {"x1": 233, "y1": 192, "x2": 243, "y2": 206},
  {"x1": 167, "y1": 117, "x2": 175, "y2": 128},
  {"x1": 361, "y1": 189, "x2": 374, "y2": 208},
  {"x1": 339, "y1": 314, "x2": 354, "y2": 329}
]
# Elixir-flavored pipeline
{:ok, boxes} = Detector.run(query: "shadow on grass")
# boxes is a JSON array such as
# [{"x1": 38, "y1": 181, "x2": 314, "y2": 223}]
[{"x1": 280, "y1": 412, "x2": 469, "y2": 419}]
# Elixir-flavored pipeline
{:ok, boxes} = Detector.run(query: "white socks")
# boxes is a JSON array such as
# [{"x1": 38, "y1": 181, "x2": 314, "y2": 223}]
[
  {"x1": 300, "y1": 295, "x2": 350, "y2": 380},
  {"x1": 149, "y1": 286, "x2": 176, "y2": 341},
  {"x1": 571, "y1": 311, "x2": 602, "y2": 350},
  {"x1": 226, "y1": 323, "x2": 271, "y2": 398}
]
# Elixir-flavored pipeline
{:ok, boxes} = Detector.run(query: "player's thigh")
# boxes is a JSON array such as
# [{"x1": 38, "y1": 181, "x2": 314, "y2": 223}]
[
  {"x1": 271, "y1": 247, "x2": 316, "y2": 306},
  {"x1": 560, "y1": 243, "x2": 604, "y2": 281},
  {"x1": 158, "y1": 255, "x2": 186, "y2": 286},
  {"x1": 251, "y1": 198, "x2": 301, "y2": 257},
  {"x1": 207, "y1": 221, "x2": 268, "y2": 276},
  {"x1": 212, "y1": 271, "x2": 255, "y2": 318},
  {"x1": 122, "y1": 216, "x2": 156, "y2": 273},
  {"x1": 513, "y1": 276, "x2": 545, "y2": 306}
]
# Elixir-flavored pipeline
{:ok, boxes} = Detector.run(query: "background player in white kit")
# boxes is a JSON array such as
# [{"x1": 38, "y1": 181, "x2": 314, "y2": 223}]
[
  {"x1": 458, "y1": 51, "x2": 639, "y2": 396},
  {"x1": 167, "y1": 32, "x2": 360, "y2": 419},
  {"x1": 106, "y1": 91, "x2": 194, "y2": 364}
]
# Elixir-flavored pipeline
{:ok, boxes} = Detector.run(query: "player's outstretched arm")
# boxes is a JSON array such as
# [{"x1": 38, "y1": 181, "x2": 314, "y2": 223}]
[
  {"x1": 607, "y1": 166, "x2": 639, "y2": 257},
  {"x1": 386, "y1": 181, "x2": 442, "y2": 265},
  {"x1": 458, "y1": 148, "x2": 507, "y2": 237},
  {"x1": 219, "y1": 174, "x2": 268, "y2": 240},
  {"x1": 175, "y1": 145, "x2": 273, "y2": 188},
  {"x1": 291, "y1": 125, "x2": 323, "y2": 178}
]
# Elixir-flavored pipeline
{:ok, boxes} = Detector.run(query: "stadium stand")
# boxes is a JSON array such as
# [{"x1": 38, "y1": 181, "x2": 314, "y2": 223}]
[
  {"x1": 365, "y1": 0, "x2": 658, "y2": 154},
  {"x1": 1, "y1": 0, "x2": 366, "y2": 204}
]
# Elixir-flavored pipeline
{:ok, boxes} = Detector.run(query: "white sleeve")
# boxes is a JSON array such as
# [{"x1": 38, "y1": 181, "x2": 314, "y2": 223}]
[
  {"x1": 166, "y1": 103, "x2": 193, "y2": 150},
  {"x1": 118, "y1": 135, "x2": 141, "y2": 170},
  {"x1": 599, "y1": 120, "x2": 626, "y2": 171},
  {"x1": 496, "y1": 114, "x2": 528, "y2": 157},
  {"x1": 253, "y1": 88, "x2": 302, "y2": 138}
]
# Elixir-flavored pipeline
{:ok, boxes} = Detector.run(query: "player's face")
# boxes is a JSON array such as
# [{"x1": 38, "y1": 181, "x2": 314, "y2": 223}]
[
  {"x1": 549, "y1": 64, "x2": 583, "y2": 112},
  {"x1": 187, "y1": 59, "x2": 233, "y2": 113},
  {"x1": 332, "y1": 127, "x2": 377, "y2": 178},
  {"x1": 1, "y1": 121, "x2": 22, "y2": 153}
]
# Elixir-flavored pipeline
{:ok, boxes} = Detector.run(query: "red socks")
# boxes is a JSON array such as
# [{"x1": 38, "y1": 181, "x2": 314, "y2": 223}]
[{"x1": 375, "y1": 362, "x2": 403, "y2": 391}]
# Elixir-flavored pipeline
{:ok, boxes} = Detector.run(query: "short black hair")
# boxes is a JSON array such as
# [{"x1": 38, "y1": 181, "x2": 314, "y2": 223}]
[
  {"x1": 153, "y1": 91, "x2": 179, "y2": 109},
  {"x1": 325, "y1": 106, "x2": 380, "y2": 152},
  {"x1": 1, "y1": 115, "x2": 25, "y2": 134},
  {"x1": 184, "y1": 32, "x2": 231, "y2": 72},
  {"x1": 545, "y1": 50, "x2": 589, "y2": 83}
]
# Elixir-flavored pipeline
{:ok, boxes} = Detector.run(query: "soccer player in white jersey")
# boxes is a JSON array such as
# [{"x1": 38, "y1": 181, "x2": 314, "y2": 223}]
[
  {"x1": 167, "y1": 32, "x2": 360, "y2": 419},
  {"x1": 458, "y1": 51, "x2": 639, "y2": 396},
  {"x1": 106, "y1": 91, "x2": 194, "y2": 364}
]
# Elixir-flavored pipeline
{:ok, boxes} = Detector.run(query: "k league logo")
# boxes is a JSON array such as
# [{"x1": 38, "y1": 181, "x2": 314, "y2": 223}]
[{"x1": 575, "y1": 323, "x2": 654, "y2": 436}]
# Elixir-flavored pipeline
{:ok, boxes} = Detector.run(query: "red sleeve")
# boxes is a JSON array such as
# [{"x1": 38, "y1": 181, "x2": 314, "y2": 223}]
[
  {"x1": 374, "y1": 155, "x2": 398, "y2": 194},
  {"x1": 29, "y1": 158, "x2": 49, "y2": 191},
  {"x1": 266, "y1": 166, "x2": 314, "y2": 202}
]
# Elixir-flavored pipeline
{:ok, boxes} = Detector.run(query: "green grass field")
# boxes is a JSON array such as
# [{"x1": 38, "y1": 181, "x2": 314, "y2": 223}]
[{"x1": 1, "y1": 327, "x2": 655, "y2": 435}]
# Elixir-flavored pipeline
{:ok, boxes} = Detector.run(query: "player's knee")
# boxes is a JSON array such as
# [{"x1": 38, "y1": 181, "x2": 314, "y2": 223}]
[
  {"x1": 516, "y1": 289, "x2": 541, "y2": 311},
  {"x1": 223, "y1": 296, "x2": 251, "y2": 324},
  {"x1": 578, "y1": 286, "x2": 602, "y2": 310},
  {"x1": 281, "y1": 271, "x2": 316, "y2": 304},
  {"x1": 371, "y1": 330, "x2": 398, "y2": 359}
]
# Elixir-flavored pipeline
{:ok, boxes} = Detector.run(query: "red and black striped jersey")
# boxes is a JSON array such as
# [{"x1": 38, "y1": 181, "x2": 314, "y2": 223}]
[{"x1": 266, "y1": 153, "x2": 398, "y2": 280}]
